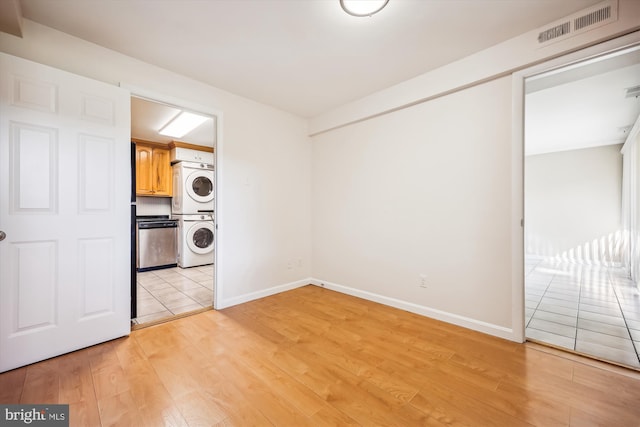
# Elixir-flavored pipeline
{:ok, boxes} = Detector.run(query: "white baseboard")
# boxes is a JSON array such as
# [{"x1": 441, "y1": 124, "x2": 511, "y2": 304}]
[
  {"x1": 309, "y1": 278, "x2": 518, "y2": 342},
  {"x1": 216, "y1": 278, "x2": 312, "y2": 309},
  {"x1": 216, "y1": 277, "x2": 518, "y2": 342}
]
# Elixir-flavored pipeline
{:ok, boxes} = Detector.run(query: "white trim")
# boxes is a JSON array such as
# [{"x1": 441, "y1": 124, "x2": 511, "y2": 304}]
[
  {"x1": 621, "y1": 117, "x2": 640, "y2": 155},
  {"x1": 511, "y1": 75, "x2": 525, "y2": 343},
  {"x1": 216, "y1": 278, "x2": 311, "y2": 309},
  {"x1": 309, "y1": 279, "x2": 517, "y2": 342},
  {"x1": 621, "y1": 113, "x2": 640, "y2": 282},
  {"x1": 511, "y1": 32, "x2": 640, "y2": 342},
  {"x1": 119, "y1": 84, "x2": 225, "y2": 310}
]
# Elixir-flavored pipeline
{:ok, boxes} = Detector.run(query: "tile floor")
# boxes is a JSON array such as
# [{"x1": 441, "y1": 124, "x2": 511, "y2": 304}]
[
  {"x1": 525, "y1": 256, "x2": 640, "y2": 368},
  {"x1": 133, "y1": 265, "x2": 214, "y2": 325}
]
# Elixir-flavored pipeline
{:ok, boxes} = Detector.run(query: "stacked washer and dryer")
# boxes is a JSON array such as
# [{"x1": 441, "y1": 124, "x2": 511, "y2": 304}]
[{"x1": 170, "y1": 147, "x2": 215, "y2": 268}]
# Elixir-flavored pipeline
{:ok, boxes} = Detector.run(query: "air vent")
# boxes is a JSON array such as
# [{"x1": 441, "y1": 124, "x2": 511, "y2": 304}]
[
  {"x1": 537, "y1": 0, "x2": 617, "y2": 48},
  {"x1": 574, "y1": 5, "x2": 611, "y2": 31},
  {"x1": 538, "y1": 22, "x2": 570, "y2": 43},
  {"x1": 626, "y1": 85, "x2": 640, "y2": 99}
]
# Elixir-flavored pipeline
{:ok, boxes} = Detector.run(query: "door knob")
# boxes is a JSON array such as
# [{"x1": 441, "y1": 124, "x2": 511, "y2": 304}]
[{"x1": 0, "y1": 231, "x2": 5, "y2": 241}]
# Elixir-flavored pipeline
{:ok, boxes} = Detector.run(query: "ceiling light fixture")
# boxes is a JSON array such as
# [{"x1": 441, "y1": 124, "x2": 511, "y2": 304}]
[
  {"x1": 158, "y1": 111, "x2": 209, "y2": 138},
  {"x1": 340, "y1": 0, "x2": 389, "y2": 17}
]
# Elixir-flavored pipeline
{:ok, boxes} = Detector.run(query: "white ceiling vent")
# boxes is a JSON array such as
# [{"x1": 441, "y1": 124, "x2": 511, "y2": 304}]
[
  {"x1": 537, "y1": 0, "x2": 618, "y2": 48},
  {"x1": 538, "y1": 22, "x2": 571, "y2": 44},
  {"x1": 574, "y1": 5, "x2": 612, "y2": 31}
]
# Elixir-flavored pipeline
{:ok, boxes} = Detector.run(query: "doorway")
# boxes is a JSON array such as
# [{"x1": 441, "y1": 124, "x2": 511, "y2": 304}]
[
  {"x1": 130, "y1": 95, "x2": 218, "y2": 326},
  {"x1": 522, "y1": 44, "x2": 640, "y2": 368}
]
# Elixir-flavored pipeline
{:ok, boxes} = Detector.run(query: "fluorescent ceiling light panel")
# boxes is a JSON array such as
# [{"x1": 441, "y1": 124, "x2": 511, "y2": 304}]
[{"x1": 159, "y1": 111, "x2": 209, "y2": 138}]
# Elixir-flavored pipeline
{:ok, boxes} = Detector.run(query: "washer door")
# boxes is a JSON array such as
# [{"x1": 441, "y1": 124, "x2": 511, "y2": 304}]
[
  {"x1": 185, "y1": 170, "x2": 214, "y2": 203},
  {"x1": 186, "y1": 222, "x2": 214, "y2": 255}
]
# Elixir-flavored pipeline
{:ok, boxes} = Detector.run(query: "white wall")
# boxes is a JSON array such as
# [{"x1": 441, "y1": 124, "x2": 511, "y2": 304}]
[
  {"x1": 525, "y1": 144, "x2": 623, "y2": 264},
  {"x1": 312, "y1": 77, "x2": 514, "y2": 332},
  {"x1": 0, "y1": 20, "x2": 312, "y2": 307},
  {"x1": 309, "y1": 2, "x2": 640, "y2": 341},
  {"x1": 136, "y1": 197, "x2": 171, "y2": 216}
]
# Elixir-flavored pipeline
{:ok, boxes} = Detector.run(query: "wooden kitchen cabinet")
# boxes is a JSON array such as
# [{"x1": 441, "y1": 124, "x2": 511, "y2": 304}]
[{"x1": 134, "y1": 139, "x2": 172, "y2": 197}]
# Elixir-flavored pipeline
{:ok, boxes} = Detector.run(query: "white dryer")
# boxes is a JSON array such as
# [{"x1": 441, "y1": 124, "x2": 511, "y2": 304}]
[
  {"x1": 172, "y1": 161, "x2": 214, "y2": 214},
  {"x1": 174, "y1": 214, "x2": 214, "y2": 268}
]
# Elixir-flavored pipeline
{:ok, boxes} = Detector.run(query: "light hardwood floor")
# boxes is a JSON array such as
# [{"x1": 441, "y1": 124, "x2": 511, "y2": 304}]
[{"x1": 2, "y1": 285, "x2": 640, "y2": 426}]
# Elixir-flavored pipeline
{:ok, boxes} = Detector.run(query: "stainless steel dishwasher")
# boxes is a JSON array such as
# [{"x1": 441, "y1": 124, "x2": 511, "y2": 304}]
[{"x1": 136, "y1": 216, "x2": 178, "y2": 271}]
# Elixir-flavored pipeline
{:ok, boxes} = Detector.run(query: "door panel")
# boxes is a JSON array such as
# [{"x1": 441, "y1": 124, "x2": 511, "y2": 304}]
[
  {"x1": 13, "y1": 241, "x2": 57, "y2": 332},
  {"x1": 79, "y1": 134, "x2": 113, "y2": 212},
  {"x1": 11, "y1": 75, "x2": 57, "y2": 114},
  {"x1": 0, "y1": 52, "x2": 131, "y2": 373},
  {"x1": 10, "y1": 122, "x2": 58, "y2": 212},
  {"x1": 79, "y1": 238, "x2": 115, "y2": 318}
]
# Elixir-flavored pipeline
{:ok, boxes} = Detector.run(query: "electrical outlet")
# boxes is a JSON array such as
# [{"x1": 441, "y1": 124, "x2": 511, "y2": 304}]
[
  {"x1": 419, "y1": 274, "x2": 427, "y2": 288},
  {"x1": 287, "y1": 260, "x2": 293, "y2": 270}
]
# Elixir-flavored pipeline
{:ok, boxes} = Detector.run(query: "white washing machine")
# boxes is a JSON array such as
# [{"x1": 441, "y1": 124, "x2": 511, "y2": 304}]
[
  {"x1": 172, "y1": 161, "x2": 214, "y2": 214},
  {"x1": 174, "y1": 214, "x2": 215, "y2": 268}
]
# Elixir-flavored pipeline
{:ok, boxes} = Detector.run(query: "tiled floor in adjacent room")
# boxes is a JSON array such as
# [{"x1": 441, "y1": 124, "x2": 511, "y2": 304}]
[
  {"x1": 133, "y1": 265, "x2": 214, "y2": 325},
  {"x1": 525, "y1": 256, "x2": 640, "y2": 368}
]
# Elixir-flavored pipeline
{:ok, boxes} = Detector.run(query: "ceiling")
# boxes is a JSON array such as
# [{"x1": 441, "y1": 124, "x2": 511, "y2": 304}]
[
  {"x1": 131, "y1": 96, "x2": 216, "y2": 146},
  {"x1": 17, "y1": 0, "x2": 605, "y2": 118}
]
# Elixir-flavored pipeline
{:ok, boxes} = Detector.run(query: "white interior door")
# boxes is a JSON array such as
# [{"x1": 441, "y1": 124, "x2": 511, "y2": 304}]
[{"x1": 0, "y1": 53, "x2": 131, "y2": 373}]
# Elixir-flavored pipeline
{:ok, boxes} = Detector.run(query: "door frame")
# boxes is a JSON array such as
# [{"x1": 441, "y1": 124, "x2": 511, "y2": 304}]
[
  {"x1": 123, "y1": 84, "x2": 224, "y2": 310},
  {"x1": 621, "y1": 114, "x2": 640, "y2": 282},
  {"x1": 511, "y1": 31, "x2": 640, "y2": 342}
]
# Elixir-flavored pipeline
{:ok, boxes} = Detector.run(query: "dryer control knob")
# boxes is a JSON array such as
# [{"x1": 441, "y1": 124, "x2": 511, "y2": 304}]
[{"x1": 0, "y1": 231, "x2": 5, "y2": 241}]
